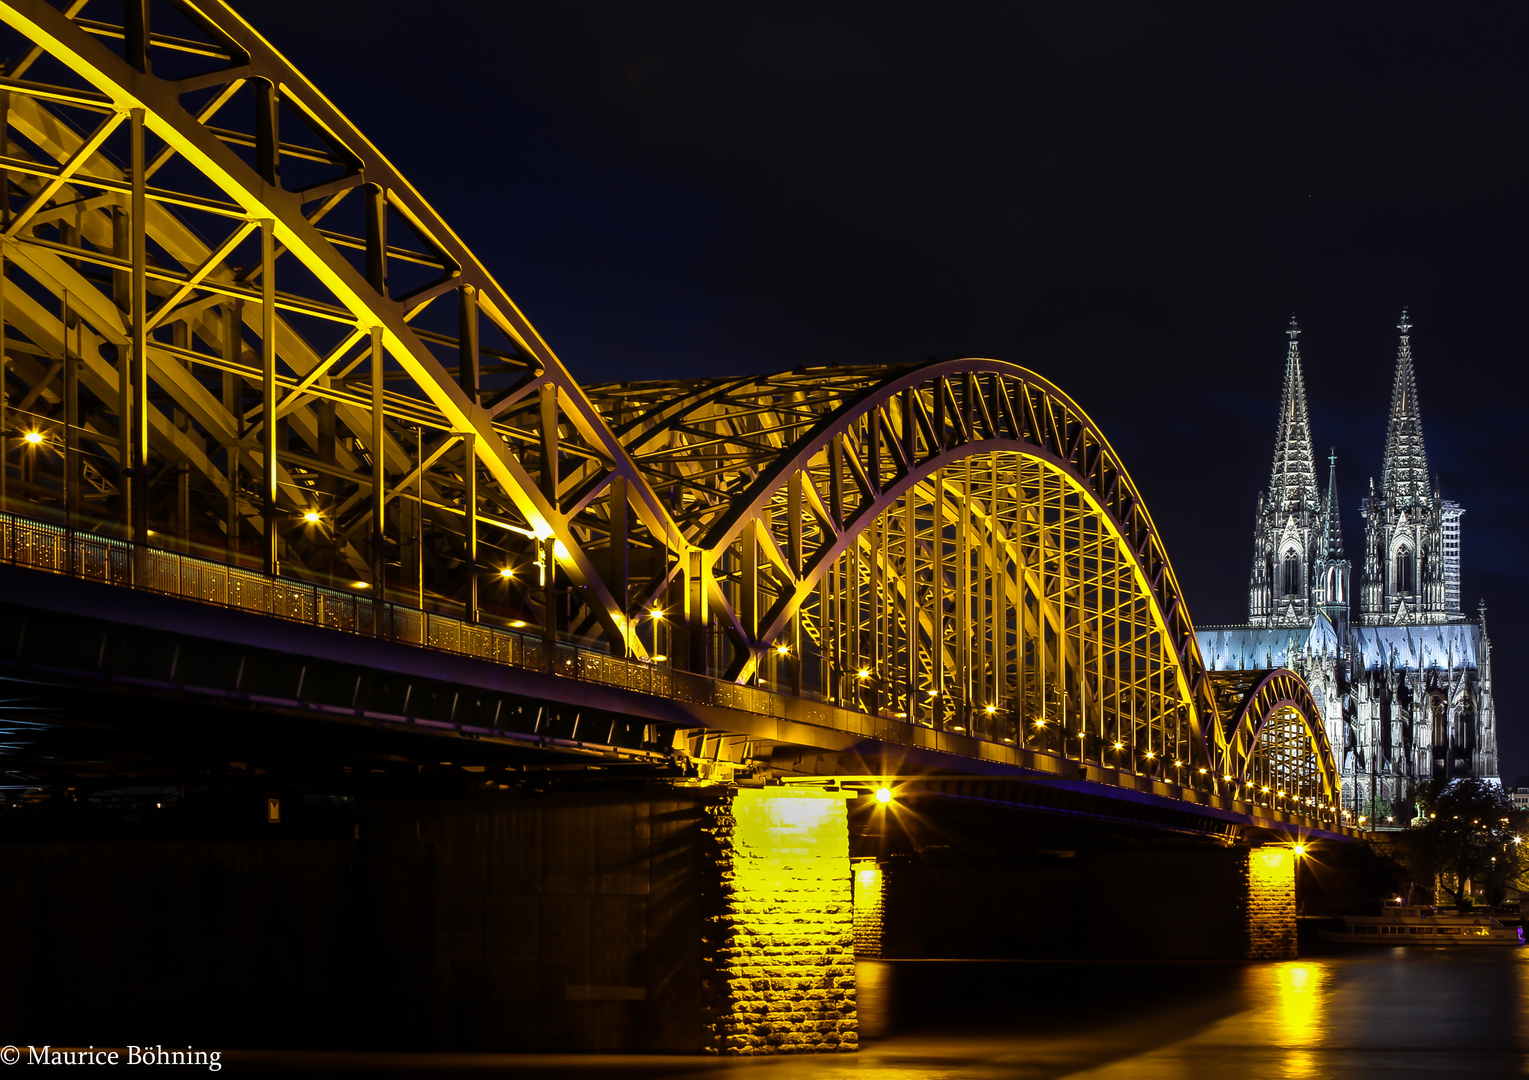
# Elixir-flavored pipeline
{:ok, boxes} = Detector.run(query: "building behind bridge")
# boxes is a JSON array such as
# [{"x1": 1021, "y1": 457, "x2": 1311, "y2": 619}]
[{"x1": 1196, "y1": 312, "x2": 1499, "y2": 823}]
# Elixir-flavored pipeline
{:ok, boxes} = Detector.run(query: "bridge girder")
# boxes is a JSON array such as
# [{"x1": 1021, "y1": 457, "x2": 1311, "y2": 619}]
[{"x1": 0, "y1": 0, "x2": 1344, "y2": 828}]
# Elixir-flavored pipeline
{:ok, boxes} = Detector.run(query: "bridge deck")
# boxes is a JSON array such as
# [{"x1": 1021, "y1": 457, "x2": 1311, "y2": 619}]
[{"x1": 0, "y1": 510, "x2": 1356, "y2": 841}]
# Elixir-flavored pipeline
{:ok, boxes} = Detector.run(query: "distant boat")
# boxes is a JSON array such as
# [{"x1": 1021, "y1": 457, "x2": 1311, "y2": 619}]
[{"x1": 1319, "y1": 902, "x2": 1523, "y2": 946}]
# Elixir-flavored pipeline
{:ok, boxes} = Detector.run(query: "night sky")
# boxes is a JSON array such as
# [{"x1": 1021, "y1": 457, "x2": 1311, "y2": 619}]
[{"x1": 242, "y1": 1, "x2": 1529, "y2": 778}]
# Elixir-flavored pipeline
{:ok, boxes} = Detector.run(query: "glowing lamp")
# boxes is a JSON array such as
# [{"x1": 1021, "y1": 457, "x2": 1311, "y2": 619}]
[
  {"x1": 499, "y1": 567, "x2": 514, "y2": 578},
  {"x1": 22, "y1": 430, "x2": 43, "y2": 445},
  {"x1": 651, "y1": 606, "x2": 664, "y2": 621},
  {"x1": 875, "y1": 786, "x2": 892, "y2": 804},
  {"x1": 857, "y1": 668, "x2": 870, "y2": 679},
  {"x1": 302, "y1": 509, "x2": 322, "y2": 524},
  {"x1": 1292, "y1": 844, "x2": 1307, "y2": 857},
  {"x1": 1112, "y1": 741, "x2": 1124, "y2": 751},
  {"x1": 775, "y1": 643, "x2": 790, "y2": 656},
  {"x1": 984, "y1": 704, "x2": 997, "y2": 715}
]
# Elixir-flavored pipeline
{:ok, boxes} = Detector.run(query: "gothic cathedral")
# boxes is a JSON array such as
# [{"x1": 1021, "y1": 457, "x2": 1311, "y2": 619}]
[{"x1": 1197, "y1": 312, "x2": 1498, "y2": 822}]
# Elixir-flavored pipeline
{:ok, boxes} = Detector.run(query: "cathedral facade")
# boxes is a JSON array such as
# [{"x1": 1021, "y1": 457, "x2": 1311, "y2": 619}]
[{"x1": 1197, "y1": 312, "x2": 1498, "y2": 823}]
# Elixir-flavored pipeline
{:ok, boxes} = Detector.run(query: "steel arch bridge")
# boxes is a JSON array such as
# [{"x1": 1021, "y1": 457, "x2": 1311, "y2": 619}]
[{"x1": 0, "y1": 0, "x2": 1343, "y2": 828}]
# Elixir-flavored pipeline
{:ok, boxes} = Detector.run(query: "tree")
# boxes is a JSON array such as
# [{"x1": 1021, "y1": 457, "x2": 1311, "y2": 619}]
[
  {"x1": 1362, "y1": 797, "x2": 1395, "y2": 827},
  {"x1": 1409, "y1": 778, "x2": 1528, "y2": 908}
]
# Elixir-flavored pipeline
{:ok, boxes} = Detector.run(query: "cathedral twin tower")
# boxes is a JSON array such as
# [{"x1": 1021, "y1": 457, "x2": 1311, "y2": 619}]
[
  {"x1": 1248, "y1": 310, "x2": 1465, "y2": 634},
  {"x1": 1198, "y1": 310, "x2": 1497, "y2": 817}
]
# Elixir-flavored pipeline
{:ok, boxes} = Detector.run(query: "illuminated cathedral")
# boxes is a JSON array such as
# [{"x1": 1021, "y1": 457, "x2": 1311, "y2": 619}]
[{"x1": 1196, "y1": 312, "x2": 1498, "y2": 822}]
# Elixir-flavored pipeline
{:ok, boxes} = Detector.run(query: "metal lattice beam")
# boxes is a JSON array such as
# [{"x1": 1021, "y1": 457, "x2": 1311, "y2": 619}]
[{"x1": 0, "y1": 0, "x2": 1341, "y2": 827}]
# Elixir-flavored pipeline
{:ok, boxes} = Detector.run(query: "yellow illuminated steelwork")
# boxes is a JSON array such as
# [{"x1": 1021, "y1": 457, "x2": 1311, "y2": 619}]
[{"x1": 0, "y1": 0, "x2": 1340, "y2": 828}]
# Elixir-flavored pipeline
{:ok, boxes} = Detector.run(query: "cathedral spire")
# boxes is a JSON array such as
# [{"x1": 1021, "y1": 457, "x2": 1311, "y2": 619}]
[
  {"x1": 1322, "y1": 448, "x2": 1344, "y2": 560},
  {"x1": 1268, "y1": 314, "x2": 1319, "y2": 514},
  {"x1": 1381, "y1": 307, "x2": 1430, "y2": 504}
]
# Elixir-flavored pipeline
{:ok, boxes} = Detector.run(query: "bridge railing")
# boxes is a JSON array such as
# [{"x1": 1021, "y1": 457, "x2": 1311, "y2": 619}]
[
  {"x1": 0, "y1": 511, "x2": 1348, "y2": 832},
  {"x1": 0, "y1": 511, "x2": 781, "y2": 713}
]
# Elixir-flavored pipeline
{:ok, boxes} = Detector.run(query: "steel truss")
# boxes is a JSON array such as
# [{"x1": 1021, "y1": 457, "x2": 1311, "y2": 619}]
[
  {"x1": 1208, "y1": 668, "x2": 1340, "y2": 816},
  {"x1": 0, "y1": 0, "x2": 1340, "y2": 818}
]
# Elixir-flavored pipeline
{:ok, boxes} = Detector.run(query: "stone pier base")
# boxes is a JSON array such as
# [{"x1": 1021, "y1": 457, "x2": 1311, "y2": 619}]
[
  {"x1": 700, "y1": 787, "x2": 857, "y2": 1054},
  {"x1": 852, "y1": 858, "x2": 884, "y2": 959},
  {"x1": 1243, "y1": 845, "x2": 1297, "y2": 959}
]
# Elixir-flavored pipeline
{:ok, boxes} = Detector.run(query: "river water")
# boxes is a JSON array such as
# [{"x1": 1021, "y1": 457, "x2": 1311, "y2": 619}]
[{"x1": 230, "y1": 950, "x2": 1529, "y2": 1078}]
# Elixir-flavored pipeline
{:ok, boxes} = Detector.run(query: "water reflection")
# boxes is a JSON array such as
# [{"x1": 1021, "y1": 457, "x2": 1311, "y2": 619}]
[
  {"x1": 225, "y1": 951, "x2": 1529, "y2": 1079},
  {"x1": 1264, "y1": 962, "x2": 1327, "y2": 1078},
  {"x1": 715, "y1": 953, "x2": 1527, "y2": 1080}
]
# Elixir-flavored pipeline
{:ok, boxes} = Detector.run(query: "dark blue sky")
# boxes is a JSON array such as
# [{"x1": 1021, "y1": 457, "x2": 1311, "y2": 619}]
[{"x1": 244, "y1": 0, "x2": 1529, "y2": 777}]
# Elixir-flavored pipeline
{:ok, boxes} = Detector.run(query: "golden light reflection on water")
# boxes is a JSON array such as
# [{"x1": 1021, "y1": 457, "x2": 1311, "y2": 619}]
[{"x1": 1250, "y1": 961, "x2": 1329, "y2": 1078}]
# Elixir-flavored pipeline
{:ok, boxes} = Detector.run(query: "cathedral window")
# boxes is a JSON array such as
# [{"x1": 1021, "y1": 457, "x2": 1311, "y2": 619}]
[
  {"x1": 1395, "y1": 547, "x2": 1415, "y2": 594},
  {"x1": 1282, "y1": 552, "x2": 1301, "y2": 596}
]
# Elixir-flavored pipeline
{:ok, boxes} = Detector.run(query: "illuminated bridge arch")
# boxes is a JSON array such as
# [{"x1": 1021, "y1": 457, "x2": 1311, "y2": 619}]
[
  {"x1": 0, "y1": 0, "x2": 679, "y2": 650},
  {"x1": 1209, "y1": 668, "x2": 1341, "y2": 811},
  {"x1": 0, "y1": 0, "x2": 1340, "y2": 823},
  {"x1": 589, "y1": 361, "x2": 1228, "y2": 775}
]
